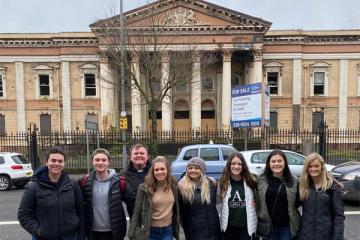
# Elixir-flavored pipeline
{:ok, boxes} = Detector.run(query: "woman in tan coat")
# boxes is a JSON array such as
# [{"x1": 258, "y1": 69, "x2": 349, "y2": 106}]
[{"x1": 128, "y1": 156, "x2": 179, "y2": 240}]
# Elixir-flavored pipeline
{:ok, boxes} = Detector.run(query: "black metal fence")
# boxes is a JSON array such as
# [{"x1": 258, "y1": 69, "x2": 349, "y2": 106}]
[{"x1": 0, "y1": 128, "x2": 359, "y2": 170}]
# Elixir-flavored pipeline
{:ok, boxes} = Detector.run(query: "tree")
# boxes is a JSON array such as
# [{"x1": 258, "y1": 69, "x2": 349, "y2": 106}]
[{"x1": 90, "y1": 2, "x2": 217, "y2": 155}]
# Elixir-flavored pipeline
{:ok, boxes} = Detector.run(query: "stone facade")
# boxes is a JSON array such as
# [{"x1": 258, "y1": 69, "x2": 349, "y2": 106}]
[{"x1": 0, "y1": 0, "x2": 359, "y2": 133}]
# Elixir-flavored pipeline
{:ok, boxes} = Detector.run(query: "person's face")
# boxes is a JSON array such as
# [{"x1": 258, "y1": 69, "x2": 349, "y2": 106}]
[
  {"x1": 269, "y1": 154, "x2": 285, "y2": 176},
  {"x1": 46, "y1": 153, "x2": 65, "y2": 176},
  {"x1": 130, "y1": 147, "x2": 148, "y2": 170},
  {"x1": 187, "y1": 165, "x2": 202, "y2": 181},
  {"x1": 92, "y1": 153, "x2": 110, "y2": 174},
  {"x1": 308, "y1": 159, "x2": 322, "y2": 179},
  {"x1": 230, "y1": 157, "x2": 243, "y2": 177},
  {"x1": 153, "y1": 162, "x2": 168, "y2": 182}
]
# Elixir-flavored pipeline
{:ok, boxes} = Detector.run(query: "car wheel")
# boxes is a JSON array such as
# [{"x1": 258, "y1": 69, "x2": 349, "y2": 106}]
[{"x1": 0, "y1": 175, "x2": 11, "y2": 191}]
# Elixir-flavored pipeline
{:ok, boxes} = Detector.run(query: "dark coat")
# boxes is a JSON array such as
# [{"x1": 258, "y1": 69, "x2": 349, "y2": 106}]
[
  {"x1": 298, "y1": 183, "x2": 345, "y2": 240},
  {"x1": 119, "y1": 161, "x2": 151, "y2": 217},
  {"x1": 128, "y1": 179, "x2": 180, "y2": 240},
  {"x1": 79, "y1": 171, "x2": 135, "y2": 240},
  {"x1": 179, "y1": 178, "x2": 220, "y2": 240},
  {"x1": 18, "y1": 167, "x2": 85, "y2": 240}
]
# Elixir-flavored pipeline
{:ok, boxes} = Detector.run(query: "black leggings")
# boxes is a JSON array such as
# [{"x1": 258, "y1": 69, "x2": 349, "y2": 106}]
[
  {"x1": 223, "y1": 225, "x2": 251, "y2": 240},
  {"x1": 92, "y1": 231, "x2": 115, "y2": 240}
]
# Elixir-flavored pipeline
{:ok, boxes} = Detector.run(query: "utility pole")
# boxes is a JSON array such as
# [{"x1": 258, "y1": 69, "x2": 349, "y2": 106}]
[{"x1": 120, "y1": 0, "x2": 127, "y2": 167}]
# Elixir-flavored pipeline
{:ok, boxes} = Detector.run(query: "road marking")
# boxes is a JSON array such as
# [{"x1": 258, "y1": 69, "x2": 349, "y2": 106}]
[
  {"x1": 0, "y1": 221, "x2": 19, "y2": 225},
  {"x1": 345, "y1": 211, "x2": 360, "y2": 215}
]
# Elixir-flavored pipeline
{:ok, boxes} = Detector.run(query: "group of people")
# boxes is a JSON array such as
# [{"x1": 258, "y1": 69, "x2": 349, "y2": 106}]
[{"x1": 17, "y1": 144, "x2": 345, "y2": 240}]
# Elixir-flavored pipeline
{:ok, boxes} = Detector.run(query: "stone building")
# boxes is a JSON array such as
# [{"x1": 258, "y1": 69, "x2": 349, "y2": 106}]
[{"x1": 0, "y1": 0, "x2": 359, "y2": 133}]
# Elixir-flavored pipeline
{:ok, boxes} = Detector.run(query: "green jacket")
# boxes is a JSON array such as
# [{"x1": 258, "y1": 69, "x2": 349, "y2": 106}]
[
  {"x1": 254, "y1": 174, "x2": 300, "y2": 237},
  {"x1": 128, "y1": 179, "x2": 180, "y2": 240}
]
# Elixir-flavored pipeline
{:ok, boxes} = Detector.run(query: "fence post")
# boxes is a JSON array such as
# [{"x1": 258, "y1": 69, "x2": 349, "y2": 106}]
[
  {"x1": 29, "y1": 124, "x2": 39, "y2": 171},
  {"x1": 318, "y1": 120, "x2": 327, "y2": 161}
]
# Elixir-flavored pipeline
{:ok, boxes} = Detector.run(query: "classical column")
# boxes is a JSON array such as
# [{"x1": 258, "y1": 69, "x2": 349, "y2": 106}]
[
  {"x1": 222, "y1": 50, "x2": 232, "y2": 129},
  {"x1": 99, "y1": 54, "x2": 117, "y2": 131},
  {"x1": 191, "y1": 51, "x2": 201, "y2": 131},
  {"x1": 131, "y1": 53, "x2": 142, "y2": 131},
  {"x1": 292, "y1": 59, "x2": 302, "y2": 130},
  {"x1": 15, "y1": 62, "x2": 26, "y2": 132},
  {"x1": 161, "y1": 52, "x2": 172, "y2": 132},
  {"x1": 61, "y1": 61, "x2": 72, "y2": 131},
  {"x1": 252, "y1": 44, "x2": 264, "y2": 84},
  {"x1": 339, "y1": 59, "x2": 348, "y2": 129}
]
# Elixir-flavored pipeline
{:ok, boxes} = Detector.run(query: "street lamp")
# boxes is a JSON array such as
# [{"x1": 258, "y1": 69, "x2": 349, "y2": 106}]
[{"x1": 120, "y1": 0, "x2": 127, "y2": 167}]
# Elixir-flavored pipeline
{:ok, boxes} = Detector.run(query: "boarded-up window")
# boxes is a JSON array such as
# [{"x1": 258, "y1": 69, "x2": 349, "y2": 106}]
[
  {"x1": 0, "y1": 114, "x2": 5, "y2": 136},
  {"x1": 85, "y1": 74, "x2": 96, "y2": 96},
  {"x1": 85, "y1": 113, "x2": 98, "y2": 130},
  {"x1": 39, "y1": 74, "x2": 50, "y2": 96},
  {"x1": 40, "y1": 114, "x2": 51, "y2": 134},
  {"x1": 312, "y1": 112, "x2": 324, "y2": 132},
  {"x1": 0, "y1": 75, "x2": 3, "y2": 97},
  {"x1": 270, "y1": 111, "x2": 278, "y2": 130}
]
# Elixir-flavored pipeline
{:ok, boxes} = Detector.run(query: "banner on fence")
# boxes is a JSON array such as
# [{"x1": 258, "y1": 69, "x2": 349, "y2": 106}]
[{"x1": 231, "y1": 83, "x2": 270, "y2": 128}]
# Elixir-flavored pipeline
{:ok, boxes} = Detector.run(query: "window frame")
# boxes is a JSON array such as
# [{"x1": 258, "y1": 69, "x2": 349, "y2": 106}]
[
  {"x1": 38, "y1": 74, "x2": 51, "y2": 97},
  {"x1": 79, "y1": 64, "x2": 98, "y2": 99},
  {"x1": 33, "y1": 65, "x2": 53, "y2": 99},
  {"x1": 264, "y1": 62, "x2": 282, "y2": 96},
  {"x1": 310, "y1": 63, "x2": 330, "y2": 97}
]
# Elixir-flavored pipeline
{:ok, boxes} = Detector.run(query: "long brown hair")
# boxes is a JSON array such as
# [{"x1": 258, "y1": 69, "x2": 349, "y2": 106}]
[
  {"x1": 219, "y1": 152, "x2": 257, "y2": 194},
  {"x1": 144, "y1": 156, "x2": 172, "y2": 194}
]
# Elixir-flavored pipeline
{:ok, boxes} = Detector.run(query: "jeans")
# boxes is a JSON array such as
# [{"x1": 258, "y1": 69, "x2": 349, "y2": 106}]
[
  {"x1": 266, "y1": 226, "x2": 291, "y2": 240},
  {"x1": 148, "y1": 225, "x2": 173, "y2": 240}
]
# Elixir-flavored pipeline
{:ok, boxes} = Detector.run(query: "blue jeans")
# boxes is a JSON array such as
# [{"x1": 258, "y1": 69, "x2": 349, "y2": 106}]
[
  {"x1": 266, "y1": 226, "x2": 291, "y2": 240},
  {"x1": 148, "y1": 225, "x2": 173, "y2": 240}
]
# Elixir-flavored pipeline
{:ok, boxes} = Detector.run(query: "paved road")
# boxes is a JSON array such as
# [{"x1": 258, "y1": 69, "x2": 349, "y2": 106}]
[{"x1": 1, "y1": 186, "x2": 359, "y2": 240}]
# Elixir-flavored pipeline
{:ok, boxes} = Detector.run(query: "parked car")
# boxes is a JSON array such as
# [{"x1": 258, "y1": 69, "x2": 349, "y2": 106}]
[
  {"x1": 0, "y1": 152, "x2": 33, "y2": 191},
  {"x1": 171, "y1": 144, "x2": 237, "y2": 180},
  {"x1": 240, "y1": 150, "x2": 335, "y2": 177},
  {"x1": 330, "y1": 161, "x2": 360, "y2": 201}
]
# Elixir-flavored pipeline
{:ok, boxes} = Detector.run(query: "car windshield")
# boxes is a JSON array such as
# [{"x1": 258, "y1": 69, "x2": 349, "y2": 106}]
[{"x1": 11, "y1": 155, "x2": 28, "y2": 164}]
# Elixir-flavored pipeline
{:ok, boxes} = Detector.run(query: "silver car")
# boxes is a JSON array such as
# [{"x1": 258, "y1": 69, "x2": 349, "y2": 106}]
[{"x1": 240, "y1": 150, "x2": 335, "y2": 177}]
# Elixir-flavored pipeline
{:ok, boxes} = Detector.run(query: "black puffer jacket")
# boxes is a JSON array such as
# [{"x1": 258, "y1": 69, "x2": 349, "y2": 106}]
[
  {"x1": 18, "y1": 167, "x2": 85, "y2": 240},
  {"x1": 119, "y1": 161, "x2": 151, "y2": 217},
  {"x1": 80, "y1": 171, "x2": 134, "y2": 240},
  {"x1": 179, "y1": 178, "x2": 220, "y2": 240},
  {"x1": 298, "y1": 183, "x2": 345, "y2": 240}
]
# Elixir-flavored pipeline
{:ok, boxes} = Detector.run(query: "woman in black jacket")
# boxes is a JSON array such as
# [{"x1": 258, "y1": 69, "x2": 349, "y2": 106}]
[
  {"x1": 298, "y1": 153, "x2": 345, "y2": 240},
  {"x1": 178, "y1": 157, "x2": 220, "y2": 240},
  {"x1": 18, "y1": 146, "x2": 85, "y2": 240}
]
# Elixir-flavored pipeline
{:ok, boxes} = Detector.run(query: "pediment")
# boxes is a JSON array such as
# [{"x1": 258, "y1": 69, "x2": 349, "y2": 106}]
[{"x1": 91, "y1": 0, "x2": 271, "y2": 33}]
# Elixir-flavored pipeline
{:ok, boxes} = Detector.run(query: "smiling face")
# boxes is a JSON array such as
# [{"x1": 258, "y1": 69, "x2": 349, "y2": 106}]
[
  {"x1": 308, "y1": 159, "x2": 322, "y2": 179},
  {"x1": 230, "y1": 157, "x2": 243, "y2": 178},
  {"x1": 46, "y1": 153, "x2": 65, "y2": 177},
  {"x1": 130, "y1": 147, "x2": 148, "y2": 170},
  {"x1": 269, "y1": 154, "x2": 285, "y2": 176},
  {"x1": 92, "y1": 153, "x2": 110, "y2": 174},
  {"x1": 187, "y1": 165, "x2": 202, "y2": 181},
  {"x1": 153, "y1": 162, "x2": 168, "y2": 182}
]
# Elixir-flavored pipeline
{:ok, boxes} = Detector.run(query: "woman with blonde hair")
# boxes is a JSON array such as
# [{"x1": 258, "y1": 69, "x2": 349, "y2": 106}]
[
  {"x1": 178, "y1": 157, "x2": 220, "y2": 240},
  {"x1": 219, "y1": 152, "x2": 257, "y2": 240},
  {"x1": 128, "y1": 156, "x2": 179, "y2": 240},
  {"x1": 298, "y1": 153, "x2": 344, "y2": 240}
]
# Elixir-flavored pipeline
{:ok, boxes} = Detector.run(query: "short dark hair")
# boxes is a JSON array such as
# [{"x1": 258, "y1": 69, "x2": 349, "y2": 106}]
[
  {"x1": 91, "y1": 148, "x2": 111, "y2": 161},
  {"x1": 129, "y1": 144, "x2": 148, "y2": 154},
  {"x1": 45, "y1": 146, "x2": 66, "y2": 162}
]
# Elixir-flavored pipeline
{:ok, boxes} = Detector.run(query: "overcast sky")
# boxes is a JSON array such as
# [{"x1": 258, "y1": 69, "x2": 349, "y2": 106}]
[{"x1": 1, "y1": 0, "x2": 360, "y2": 33}]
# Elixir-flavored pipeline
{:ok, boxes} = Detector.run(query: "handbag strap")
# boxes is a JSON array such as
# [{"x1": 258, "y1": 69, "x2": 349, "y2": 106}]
[{"x1": 270, "y1": 184, "x2": 283, "y2": 218}]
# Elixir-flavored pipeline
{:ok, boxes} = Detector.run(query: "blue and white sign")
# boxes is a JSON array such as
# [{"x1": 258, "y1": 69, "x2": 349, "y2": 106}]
[{"x1": 231, "y1": 83, "x2": 266, "y2": 128}]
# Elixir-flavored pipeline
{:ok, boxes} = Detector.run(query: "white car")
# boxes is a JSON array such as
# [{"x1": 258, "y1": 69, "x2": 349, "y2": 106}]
[
  {"x1": 0, "y1": 152, "x2": 33, "y2": 191},
  {"x1": 240, "y1": 150, "x2": 335, "y2": 177}
]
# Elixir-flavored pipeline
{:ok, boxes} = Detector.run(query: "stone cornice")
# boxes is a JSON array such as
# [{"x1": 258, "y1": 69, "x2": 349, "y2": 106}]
[
  {"x1": 264, "y1": 31, "x2": 360, "y2": 45},
  {"x1": 0, "y1": 37, "x2": 98, "y2": 48}
]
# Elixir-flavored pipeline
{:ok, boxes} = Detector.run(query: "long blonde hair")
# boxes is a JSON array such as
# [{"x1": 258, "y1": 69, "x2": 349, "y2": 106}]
[
  {"x1": 299, "y1": 152, "x2": 339, "y2": 200},
  {"x1": 179, "y1": 167, "x2": 211, "y2": 204}
]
